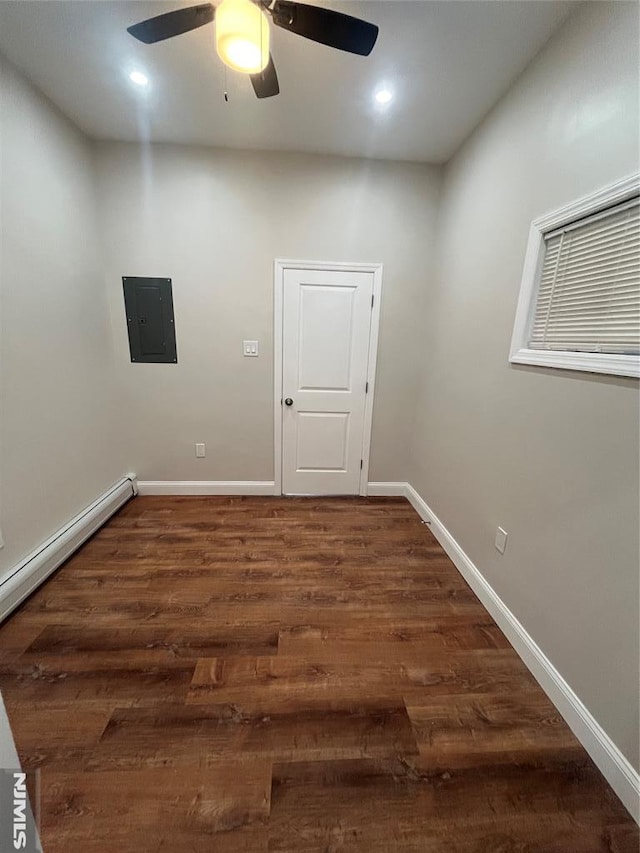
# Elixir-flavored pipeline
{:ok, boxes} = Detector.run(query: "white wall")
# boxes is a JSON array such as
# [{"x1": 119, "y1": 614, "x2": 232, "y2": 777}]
[
  {"x1": 0, "y1": 55, "x2": 128, "y2": 576},
  {"x1": 95, "y1": 143, "x2": 441, "y2": 483},
  {"x1": 2, "y1": 0, "x2": 638, "y2": 785},
  {"x1": 409, "y1": 1, "x2": 640, "y2": 769}
]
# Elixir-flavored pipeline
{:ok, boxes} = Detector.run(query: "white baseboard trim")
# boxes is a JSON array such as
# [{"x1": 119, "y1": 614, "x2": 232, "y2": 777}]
[
  {"x1": 367, "y1": 482, "x2": 408, "y2": 497},
  {"x1": 397, "y1": 480, "x2": 639, "y2": 823},
  {"x1": 0, "y1": 475, "x2": 137, "y2": 624},
  {"x1": 137, "y1": 481, "x2": 276, "y2": 496}
]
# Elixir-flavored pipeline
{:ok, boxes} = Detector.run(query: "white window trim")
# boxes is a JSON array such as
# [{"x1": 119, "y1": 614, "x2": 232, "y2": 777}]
[{"x1": 509, "y1": 173, "x2": 640, "y2": 379}]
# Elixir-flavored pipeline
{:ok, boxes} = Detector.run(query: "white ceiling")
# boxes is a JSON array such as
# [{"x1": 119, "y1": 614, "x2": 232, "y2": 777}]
[{"x1": 0, "y1": 0, "x2": 577, "y2": 163}]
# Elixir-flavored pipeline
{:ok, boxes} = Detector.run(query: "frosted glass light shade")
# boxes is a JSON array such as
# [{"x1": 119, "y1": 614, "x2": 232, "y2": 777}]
[{"x1": 216, "y1": 0, "x2": 270, "y2": 74}]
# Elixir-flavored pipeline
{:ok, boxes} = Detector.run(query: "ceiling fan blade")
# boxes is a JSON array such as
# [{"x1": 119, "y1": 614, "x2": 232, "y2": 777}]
[
  {"x1": 270, "y1": 1, "x2": 378, "y2": 56},
  {"x1": 251, "y1": 54, "x2": 280, "y2": 98},
  {"x1": 127, "y1": 4, "x2": 215, "y2": 44}
]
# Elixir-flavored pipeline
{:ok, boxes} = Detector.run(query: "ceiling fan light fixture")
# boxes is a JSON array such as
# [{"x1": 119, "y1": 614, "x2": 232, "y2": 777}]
[{"x1": 216, "y1": 0, "x2": 270, "y2": 74}]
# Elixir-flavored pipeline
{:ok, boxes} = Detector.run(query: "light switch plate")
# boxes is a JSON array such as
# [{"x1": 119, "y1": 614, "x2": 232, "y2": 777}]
[
  {"x1": 495, "y1": 527, "x2": 508, "y2": 554},
  {"x1": 243, "y1": 340, "x2": 259, "y2": 357},
  {"x1": 195, "y1": 443, "x2": 206, "y2": 458}
]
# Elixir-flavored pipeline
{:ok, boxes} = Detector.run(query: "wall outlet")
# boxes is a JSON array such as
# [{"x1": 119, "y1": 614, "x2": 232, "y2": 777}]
[
  {"x1": 243, "y1": 340, "x2": 259, "y2": 357},
  {"x1": 495, "y1": 527, "x2": 508, "y2": 554},
  {"x1": 195, "y1": 443, "x2": 206, "y2": 458}
]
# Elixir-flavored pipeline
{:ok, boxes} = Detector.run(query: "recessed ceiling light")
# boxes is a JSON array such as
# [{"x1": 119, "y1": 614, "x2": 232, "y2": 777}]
[
  {"x1": 129, "y1": 70, "x2": 149, "y2": 87},
  {"x1": 374, "y1": 88, "x2": 393, "y2": 105}
]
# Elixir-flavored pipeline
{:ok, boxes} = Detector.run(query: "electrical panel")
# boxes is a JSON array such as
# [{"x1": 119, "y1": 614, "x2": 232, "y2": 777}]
[{"x1": 123, "y1": 277, "x2": 177, "y2": 364}]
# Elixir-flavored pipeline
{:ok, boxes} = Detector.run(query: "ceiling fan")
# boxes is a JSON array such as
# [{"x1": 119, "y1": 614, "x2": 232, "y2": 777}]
[{"x1": 127, "y1": 0, "x2": 379, "y2": 99}]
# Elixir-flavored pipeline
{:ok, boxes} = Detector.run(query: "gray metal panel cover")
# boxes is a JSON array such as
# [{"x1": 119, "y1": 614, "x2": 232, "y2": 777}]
[{"x1": 123, "y1": 277, "x2": 177, "y2": 363}]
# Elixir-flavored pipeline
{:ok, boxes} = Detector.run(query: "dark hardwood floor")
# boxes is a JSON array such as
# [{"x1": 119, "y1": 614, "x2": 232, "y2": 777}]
[{"x1": 0, "y1": 496, "x2": 636, "y2": 852}]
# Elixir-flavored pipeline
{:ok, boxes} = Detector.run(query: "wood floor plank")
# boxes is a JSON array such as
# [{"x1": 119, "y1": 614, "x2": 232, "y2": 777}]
[
  {"x1": 40, "y1": 762, "x2": 271, "y2": 853},
  {"x1": 24, "y1": 623, "x2": 280, "y2": 661},
  {"x1": 185, "y1": 652, "x2": 537, "y2": 713},
  {"x1": 0, "y1": 495, "x2": 634, "y2": 851},
  {"x1": 406, "y1": 690, "x2": 588, "y2": 769},
  {"x1": 84, "y1": 700, "x2": 418, "y2": 769},
  {"x1": 279, "y1": 619, "x2": 510, "y2": 650},
  {"x1": 1, "y1": 700, "x2": 114, "y2": 772},
  {"x1": 0, "y1": 618, "x2": 47, "y2": 664},
  {"x1": 269, "y1": 758, "x2": 633, "y2": 853},
  {"x1": 277, "y1": 634, "x2": 516, "y2": 664},
  {"x1": 187, "y1": 654, "x2": 416, "y2": 709},
  {"x1": 0, "y1": 660, "x2": 195, "y2": 707}
]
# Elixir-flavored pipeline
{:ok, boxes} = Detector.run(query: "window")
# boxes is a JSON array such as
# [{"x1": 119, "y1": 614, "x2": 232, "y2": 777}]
[{"x1": 510, "y1": 175, "x2": 640, "y2": 378}]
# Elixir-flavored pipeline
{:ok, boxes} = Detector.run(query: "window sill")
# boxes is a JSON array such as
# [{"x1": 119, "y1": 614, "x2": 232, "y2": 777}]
[{"x1": 509, "y1": 348, "x2": 640, "y2": 379}]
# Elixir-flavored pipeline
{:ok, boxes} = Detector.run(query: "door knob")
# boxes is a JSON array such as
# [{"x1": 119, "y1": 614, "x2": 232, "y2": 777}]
[{"x1": 284, "y1": 397, "x2": 294, "y2": 406}]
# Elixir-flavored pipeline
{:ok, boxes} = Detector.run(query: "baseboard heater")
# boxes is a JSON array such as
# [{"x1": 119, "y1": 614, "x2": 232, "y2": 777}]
[{"x1": 0, "y1": 474, "x2": 137, "y2": 624}]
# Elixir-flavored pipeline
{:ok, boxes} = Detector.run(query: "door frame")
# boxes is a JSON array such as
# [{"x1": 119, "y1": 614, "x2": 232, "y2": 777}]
[{"x1": 273, "y1": 259, "x2": 383, "y2": 497}]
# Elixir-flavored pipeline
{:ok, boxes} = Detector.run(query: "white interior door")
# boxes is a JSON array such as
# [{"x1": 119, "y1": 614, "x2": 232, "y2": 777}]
[{"x1": 281, "y1": 267, "x2": 374, "y2": 495}]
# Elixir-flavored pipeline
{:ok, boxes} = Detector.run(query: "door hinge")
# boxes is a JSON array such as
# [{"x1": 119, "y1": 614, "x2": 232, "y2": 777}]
[
  {"x1": 371, "y1": 294, "x2": 374, "y2": 308},
  {"x1": 360, "y1": 459, "x2": 363, "y2": 470},
  {"x1": 365, "y1": 381, "x2": 369, "y2": 393}
]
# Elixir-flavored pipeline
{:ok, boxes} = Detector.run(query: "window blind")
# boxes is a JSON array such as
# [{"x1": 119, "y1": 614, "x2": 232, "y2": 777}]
[{"x1": 529, "y1": 197, "x2": 640, "y2": 354}]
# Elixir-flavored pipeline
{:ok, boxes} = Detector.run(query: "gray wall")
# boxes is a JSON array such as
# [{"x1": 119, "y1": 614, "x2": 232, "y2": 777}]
[
  {"x1": 409, "y1": 1, "x2": 640, "y2": 769},
  {"x1": 0, "y1": 56, "x2": 128, "y2": 576},
  {"x1": 95, "y1": 143, "x2": 441, "y2": 483}
]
